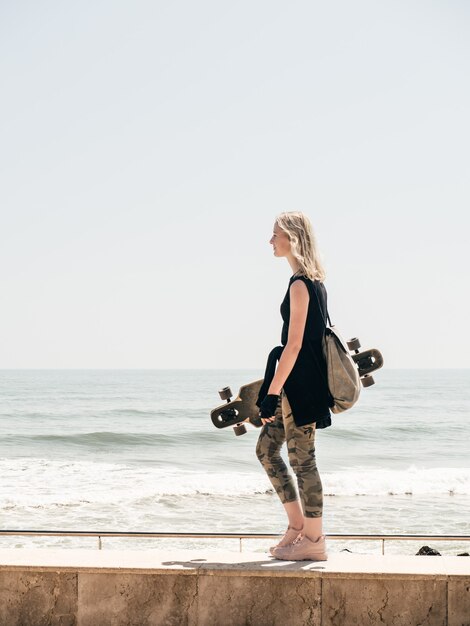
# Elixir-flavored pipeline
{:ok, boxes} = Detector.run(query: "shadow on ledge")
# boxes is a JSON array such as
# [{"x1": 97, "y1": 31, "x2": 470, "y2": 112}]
[{"x1": 161, "y1": 557, "x2": 327, "y2": 572}]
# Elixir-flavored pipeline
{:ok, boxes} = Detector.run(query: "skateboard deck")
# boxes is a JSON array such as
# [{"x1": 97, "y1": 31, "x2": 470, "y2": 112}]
[{"x1": 211, "y1": 379, "x2": 264, "y2": 436}]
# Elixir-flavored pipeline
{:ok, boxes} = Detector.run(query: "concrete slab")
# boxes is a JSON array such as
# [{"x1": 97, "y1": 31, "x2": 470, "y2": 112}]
[
  {"x1": 0, "y1": 548, "x2": 468, "y2": 577},
  {"x1": 0, "y1": 570, "x2": 77, "y2": 626},
  {"x1": 78, "y1": 572, "x2": 198, "y2": 626},
  {"x1": 322, "y1": 577, "x2": 447, "y2": 626},
  {"x1": 196, "y1": 575, "x2": 321, "y2": 626},
  {"x1": 0, "y1": 547, "x2": 201, "y2": 574},
  {"x1": 448, "y1": 578, "x2": 470, "y2": 626}
]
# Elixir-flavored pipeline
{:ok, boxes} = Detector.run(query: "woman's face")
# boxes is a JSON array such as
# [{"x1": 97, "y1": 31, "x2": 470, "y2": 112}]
[{"x1": 270, "y1": 223, "x2": 290, "y2": 257}]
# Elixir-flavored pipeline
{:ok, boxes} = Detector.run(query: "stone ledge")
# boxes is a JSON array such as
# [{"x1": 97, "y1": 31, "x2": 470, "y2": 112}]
[{"x1": 0, "y1": 549, "x2": 468, "y2": 626}]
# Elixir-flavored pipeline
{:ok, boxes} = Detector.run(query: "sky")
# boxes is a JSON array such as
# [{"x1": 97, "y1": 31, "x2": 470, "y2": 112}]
[{"x1": 0, "y1": 0, "x2": 469, "y2": 369}]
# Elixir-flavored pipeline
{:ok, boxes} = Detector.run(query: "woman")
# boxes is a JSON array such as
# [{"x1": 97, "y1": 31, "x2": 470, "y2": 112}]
[{"x1": 256, "y1": 211, "x2": 331, "y2": 561}]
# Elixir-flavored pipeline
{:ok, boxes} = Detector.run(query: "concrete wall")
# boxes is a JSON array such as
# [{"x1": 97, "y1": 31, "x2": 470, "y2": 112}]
[{"x1": 0, "y1": 548, "x2": 468, "y2": 625}]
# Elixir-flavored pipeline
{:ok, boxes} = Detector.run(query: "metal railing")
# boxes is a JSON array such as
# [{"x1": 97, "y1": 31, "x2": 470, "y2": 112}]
[{"x1": 0, "y1": 530, "x2": 468, "y2": 554}]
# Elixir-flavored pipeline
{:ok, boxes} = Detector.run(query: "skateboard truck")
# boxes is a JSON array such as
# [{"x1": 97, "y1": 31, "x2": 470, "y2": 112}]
[
  {"x1": 211, "y1": 380, "x2": 264, "y2": 436},
  {"x1": 346, "y1": 338, "x2": 383, "y2": 387},
  {"x1": 218, "y1": 386, "x2": 245, "y2": 436}
]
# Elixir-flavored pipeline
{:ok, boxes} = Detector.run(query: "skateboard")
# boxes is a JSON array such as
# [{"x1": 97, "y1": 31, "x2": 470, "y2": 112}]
[
  {"x1": 346, "y1": 337, "x2": 383, "y2": 387},
  {"x1": 210, "y1": 379, "x2": 264, "y2": 436},
  {"x1": 211, "y1": 338, "x2": 383, "y2": 437}
]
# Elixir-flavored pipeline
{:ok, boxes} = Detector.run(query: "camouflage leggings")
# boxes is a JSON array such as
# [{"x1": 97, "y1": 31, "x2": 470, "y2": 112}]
[{"x1": 255, "y1": 392, "x2": 323, "y2": 518}]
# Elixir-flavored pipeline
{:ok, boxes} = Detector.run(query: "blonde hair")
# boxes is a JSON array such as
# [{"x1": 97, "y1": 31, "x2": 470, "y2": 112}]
[{"x1": 275, "y1": 211, "x2": 326, "y2": 281}]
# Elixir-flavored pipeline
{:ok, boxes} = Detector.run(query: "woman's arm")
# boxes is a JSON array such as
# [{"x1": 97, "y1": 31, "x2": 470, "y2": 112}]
[{"x1": 268, "y1": 279, "x2": 309, "y2": 395}]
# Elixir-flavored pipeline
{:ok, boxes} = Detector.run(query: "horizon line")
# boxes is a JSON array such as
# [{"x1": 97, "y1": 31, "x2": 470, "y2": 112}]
[{"x1": 0, "y1": 367, "x2": 469, "y2": 372}]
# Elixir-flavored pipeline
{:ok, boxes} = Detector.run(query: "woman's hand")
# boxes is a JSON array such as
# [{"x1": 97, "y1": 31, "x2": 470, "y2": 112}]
[{"x1": 259, "y1": 394, "x2": 280, "y2": 425}]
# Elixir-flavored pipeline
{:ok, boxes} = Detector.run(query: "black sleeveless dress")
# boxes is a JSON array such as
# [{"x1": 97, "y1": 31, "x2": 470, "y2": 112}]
[{"x1": 258, "y1": 274, "x2": 332, "y2": 429}]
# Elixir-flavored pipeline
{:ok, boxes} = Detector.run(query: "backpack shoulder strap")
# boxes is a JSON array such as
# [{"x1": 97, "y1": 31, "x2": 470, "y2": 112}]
[{"x1": 313, "y1": 282, "x2": 332, "y2": 328}]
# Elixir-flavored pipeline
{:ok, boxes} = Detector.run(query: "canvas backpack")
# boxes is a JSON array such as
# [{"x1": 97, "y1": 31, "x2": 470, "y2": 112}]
[{"x1": 314, "y1": 287, "x2": 361, "y2": 414}]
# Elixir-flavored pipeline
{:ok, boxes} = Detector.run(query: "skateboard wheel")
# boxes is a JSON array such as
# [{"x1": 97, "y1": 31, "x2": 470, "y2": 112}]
[
  {"x1": 361, "y1": 375, "x2": 375, "y2": 388},
  {"x1": 234, "y1": 424, "x2": 247, "y2": 436},
  {"x1": 219, "y1": 387, "x2": 232, "y2": 401},
  {"x1": 347, "y1": 337, "x2": 361, "y2": 351}
]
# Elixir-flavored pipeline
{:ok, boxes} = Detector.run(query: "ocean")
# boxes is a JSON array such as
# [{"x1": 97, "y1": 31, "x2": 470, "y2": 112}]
[{"x1": 0, "y1": 369, "x2": 468, "y2": 556}]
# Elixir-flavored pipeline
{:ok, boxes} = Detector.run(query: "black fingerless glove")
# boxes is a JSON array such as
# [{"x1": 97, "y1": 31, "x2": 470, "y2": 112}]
[{"x1": 259, "y1": 394, "x2": 280, "y2": 419}]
